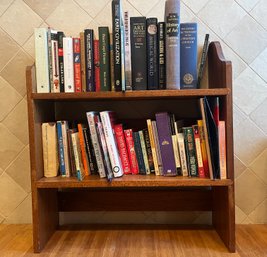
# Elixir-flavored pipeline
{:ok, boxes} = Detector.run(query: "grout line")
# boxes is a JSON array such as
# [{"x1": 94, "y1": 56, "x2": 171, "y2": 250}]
[{"x1": 0, "y1": 0, "x2": 16, "y2": 18}]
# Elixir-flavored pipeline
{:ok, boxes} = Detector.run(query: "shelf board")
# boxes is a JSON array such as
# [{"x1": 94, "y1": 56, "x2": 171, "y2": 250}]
[
  {"x1": 31, "y1": 88, "x2": 230, "y2": 101},
  {"x1": 35, "y1": 175, "x2": 233, "y2": 188}
]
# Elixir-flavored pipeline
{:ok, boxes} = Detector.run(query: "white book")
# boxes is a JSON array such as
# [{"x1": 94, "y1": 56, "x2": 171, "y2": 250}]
[
  {"x1": 139, "y1": 130, "x2": 150, "y2": 174},
  {"x1": 120, "y1": 10, "x2": 126, "y2": 92},
  {"x1": 63, "y1": 37, "x2": 74, "y2": 92},
  {"x1": 86, "y1": 112, "x2": 106, "y2": 178},
  {"x1": 100, "y1": 111, "x2": 123, "y2": 177},
  {"x1": 51, "y1": 30, "x2": 60, "y2": 92},
  {"x1": 61, "y1": 121, "x2": 71, "y2": 177},
  {"x1": 124, "y1": 11, "x2": 132, "y2": 91},
  {"x1": 34, "y1": 28, "x2": 50, "y2": 93},
  {"x1": 42, "y1": 123, "x2": 58, "y2": 177}
]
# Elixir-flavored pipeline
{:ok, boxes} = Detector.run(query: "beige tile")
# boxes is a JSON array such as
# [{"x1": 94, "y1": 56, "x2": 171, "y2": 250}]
[
  {"x1": 0, "y1": 124, "x2": 24, "y2": 170},
  {"x1": 234, "y1": 156, "x2": 247, "y2": 179},
  {"x1": 46, "y1": 0, "x2": 91, "y2": 38},
  {"x1": 225, "y1": 15, "x2": 267, "y2": 64},
  {"x1": 235, "y1": 205, "x2": 247, "y2": 224},
  {"x1": 146, "y1": 0, "x2": 165, "y2": 22},
  {"x1": 0, "y1": 213, "x2": 4, "y2": 223},
  {"x1": 23, "y1": 0, "x2": 62, "y2": 20},
  {"x1": 0, "y1": 168, "x2": 3, "y2": 176},
  {"x1": 127, "y1": 0, "x2": 158, "y2": 16},
  {"x1": 0, "y1": 76, "x2": 22, "y2": 121},
  {"x1": 0, "y1": 0, "x2": 43, "y2": 45},
  {"x1": 242, "y1": 217, "x2": 253, "y2": 224},
  {"x1": 0, "y1": 49, "x2": 34, "y2": 97},
  {"x1": 193, "y1": 212, "x2": 212, "y2": 225},
  {"x1": 4, "y1": 193, "x2": 32, "y2": 224},
  {"x1": 0, "y1": 0, "x2": 14, "y2": 16},
  {"x1": 250, "y1": 47, "x2": 267, "y2": 83},
  {"x1": 0, "y1": 173, "x2": 27, "y2": 217},
  {"x1": 0, "y1": 28, "x2": 20, "y2": 71},
  {"x1": 249, "y1": 148, "x2": 267, "y2": 185},
  {"x1": 5, "y1": 146, "x2": 31, "y2": 193},
  {"x1": 233, "y1": 104, "x2": 247, "y2": 128},
  {"x1": 235, "y1": 168, "x2": 267, "y2": 215},
  {"x1": 183, "y1": 0, "x2": 210, "y2": 14},
  {"x1": 249, "y1": 199, "x2": 267, "y2": 223},
  {"x1": 234, "y1": 118, "x2": 267, "y2": 166},
  {"x1": 233, "y1": 67, "x2": 267, "y2": 115},
  {"x1": 235, "y1": 0, "x2": 260, "y2": 11},
  {"x1": 250, "y1": 0, "x2": 267, "y2": 30},
  {"x1": 74, "y1": 0, "x2": 110, "y2": 18},
  {"x1": 250, "y1": 98, "x2": 267, "y2": 134},
  {"x1": 198, "y1": 0, "x2": 246, "y2": 39},
  {"x1": 3, "y1": 99, "x2": 29, "y2": 145}
]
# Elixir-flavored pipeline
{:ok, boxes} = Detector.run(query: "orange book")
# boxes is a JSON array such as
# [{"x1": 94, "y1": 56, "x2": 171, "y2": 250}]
[
  {"x1": 73, "y1": 38, "x2": 82, "y2": 92},
  {"x1": 219, "y1": 121, "x2": 227, "y2": 179},
  {"x1": 77, "y1": 124, "x2": 90, "y2": 176}
]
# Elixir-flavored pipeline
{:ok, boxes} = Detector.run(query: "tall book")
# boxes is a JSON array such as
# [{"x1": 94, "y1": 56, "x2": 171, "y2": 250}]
[
  {"x1": 100, "y1": 111, "x2": 123, "y2": 177},
  {"x1": 42, "y1": 123, "x2": 58, "y2": 177},
  {"x1": 151, "y1": 121, "x2": 163, "y2": 175},
  {"x1": 84, "y1": 29, "x2": 95, "y2": 91},
  {"x1": 139, "y1": 130, "x2": 150, "y2": 174},
  {"x1": 73, "y1": 38, "x2": 82, "y2": 92},
  {"x1": 155, "y1": 112, "x2": 176, "y2": 176},
  {"x1": 143, "y1": 128, "x2": 154, "y2": 173},
  {"x1": 47, "y1": 29, "x2": 53, "y2": 92},
  {"x1": 124, "y1": 11, "x2": 132, "y2": 91},
  {"x1": 57, "y1": 121, "x2": 66, "y2": 176},
  {"x1": 99, "y1": 27, "x2": 111, "y2": 91},
  {"x1": 158, "y1": 22, "x2": 166, "y2": 89},
  {"x1": 146, "y1": 17, "x2": 159, "y2": 90},
  {"x1": 110, "y1": 33, "x2": 115, "y2": 91},
  {"x1": 50, "y1": 30, "x2": 60, "y2": 92},
  {"x1": 133, "y1": 131, "x2": 146, "y2": 174},
  {"x1": 219, "y1": 121, "x2": 227, "y2": 179},
  {"x1": 112, "y1": 0, "x2": 122, "y2": 91},
  {"x1": 34, "y1": 28, "x2": 50, "y2": 93},
  {"x1": 63, "y1": 37, "x2": 74, "y2": 92},
  {"x1": 57, "y1": 31, "x2": 64, "y2": 92},
  {"x1": 197, "y1": 34, "x2": 209, "y2": 88},
  {"x1": 165, "y1": 0, "x2": 180, "y2": 89},
  {"x1": 180, "y1": 23, "x2": 197, "y2": 89},
  {"x1": 120, "y1": 6, "x2": 126, "y2": 92},
  {"x1": 94, "y1": 39, "x2": 100, "y2": 92},
  {"x1": 130, "y1": 17, "x2": 147, "y2": 90},
  {"x1": 80, "y1": 31, "x2": 86, "y2": 92}
]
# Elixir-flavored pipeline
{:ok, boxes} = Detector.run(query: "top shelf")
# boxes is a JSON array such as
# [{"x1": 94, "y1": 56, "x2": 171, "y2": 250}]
[{"x1": 31, "y1": 88, "x2": 230, "y2": 101}]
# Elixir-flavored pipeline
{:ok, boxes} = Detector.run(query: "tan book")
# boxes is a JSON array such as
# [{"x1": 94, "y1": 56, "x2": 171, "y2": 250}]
[{"x1": 219, "y1": 121, "x2": 227, "y2": 179}]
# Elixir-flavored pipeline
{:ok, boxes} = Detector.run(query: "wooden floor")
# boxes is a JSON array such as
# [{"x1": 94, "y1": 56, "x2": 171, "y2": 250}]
[{"x1": 0, "y1": 224, "x2": 267, "y2": 256}]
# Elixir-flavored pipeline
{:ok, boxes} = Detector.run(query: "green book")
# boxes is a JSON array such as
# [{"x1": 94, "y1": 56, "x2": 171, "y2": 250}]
[{"x1": 99, "y1": 27, "x2": 111, "y2": 91}]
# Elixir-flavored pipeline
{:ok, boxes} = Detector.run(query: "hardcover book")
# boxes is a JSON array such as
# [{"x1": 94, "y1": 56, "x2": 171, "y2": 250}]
[
  {"x1": 94, "y1": 39, "x2": 100, "y2": 92},
  {"x1": 143, "y1": 128, "x2": 154, "y2": 172},
  {"x1": 133, "y1": 131, "x2": 146, "y2": 174},
  {"x1": 219, "y1": 120, "x2": 227, "y2": 179},
  {"x1": 151, "y1": 121, "x2": 163, "y2": 175},
  {"x1": 158, "y1": 22, "x2": 166, "y2": 89},
  {"x1": 63, "y1": 37, "x2": 74, "y2": 92},
  {"x1": 51, "y1": 30, "x2": 60, "y2": 93},
  {"x1": 139, "y1": 130, "x2": 150, "y2": 174},
  {"x1": 180, "y1": 23, "x2": 197, "y2": 89},
  {"x1": 124, "y1": 11, "x2": 132, "y2": 90},
  {"x1": 80, "y1": 31, "x2": 86, "y2": 92},
  {"x1": 56, "y1": 121, "x2": 66, "y2": 176},
  {"x1": 57, "y1": 31, "x2": 65, "y2": 92},
  {"x1": 73, "y1": 38, "x2": 82, "y2": 92}
]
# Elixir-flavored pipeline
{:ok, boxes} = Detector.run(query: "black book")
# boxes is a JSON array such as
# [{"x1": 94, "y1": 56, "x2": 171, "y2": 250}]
[
  {"x1": 84, "y1": 29, "x2": 95, "y2": 91},
  {"x1": 146, "y1": 18, "x2": 158, "y2": 90},
  {"x1": 197, "y1": 34, "x2": 209, "y2": 88},
  {"x1": 158, "y1": 22, "x2": 166, "y2": 89},
  {"x1": 112, "y1": 0, "x2": 122, "y2": 91},
  {"x1": 57, "y1": 31, "x2": 65, "y2": 92},
  {"x1": 133, "y1": 131, "x2": 146, "y2": 174},
  {"x1": 130, "y1": 17, "x2": 147, "y2": 90}
]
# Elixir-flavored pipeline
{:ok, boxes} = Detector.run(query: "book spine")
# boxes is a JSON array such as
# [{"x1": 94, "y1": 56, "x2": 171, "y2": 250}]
[
  {"x1": 158, "y1": 22, "x2": 166, "y2": 89},
  {"x1": 183, "y1": 127, "x2": 198, "y2": 177},
  {"x1": 86, "y1": 112, "x2": 106, "y2": 178},
  {"x1": 73, "y1": 38, "x2": 82, "y2": 92},
  {"x1": 147, "y1": 17, "x2": 158, "y2": 90},
  {"x1": 121, "y1": 15, "x2": 126, "y2": 92},
  {"x1": 133, "y1": 131, "x2": 146, "y2": 174},
  {"x1": 114, "y1": 124, "x2": 131, "y2": 174},
  {"x1": 78, "y1": 124, "x2": 90, "y2": 176},
  {"x1": 143, "y1": 128, "x2": 154, "y2": 172},
  {"x1": 155, "y1": 112, "x2": 177, "y2": 176},
  {"x1": 100, "y1": 111, "x2": 123, "y2": 177},
  {"x1": 80, "y1": 32, "x2": 86, "y2": 92},
  {"x1": 197, "y1": 34, "x2": 209, "y2": 88},
  {"x1": 180, "y1": 23, "x2": 198, "y2": 89},
  {"x1": 124, "y1": 129, "x2": 139, "y2": 174},
  {"x1": 94, "y1": 39, "x2": 100, "y2": 92},
  {"x1": 124, "y1": 11, "x2": 132, "y2": 91},
  {"x1": 165, "y1": 0, "x2": 180, "y2": 89},
  {"x1": 84, "y1": 29, "x2": 95, "y2": 91},
  {"x1": 219, "y1": 121, "x2": 227, "y2": 179},
  {"x1": 34, "y1": 28, "x2": 50, "y2": 93},
  {"x1": 67, "y1": 128, "x2": 77, "y2": 176},
  {"x1": 63, "y1": 37, "x2": 74, "y2": 92},
  {"x1": 57, "y1": 31, "x2": 64, "y2": 92},
  {"x1": 177, "y1": 132, "x2": 188, "y2": 176},
  {"x1": 139, "y1": 130, "x2": 150, "y2": 174},
  {"x1": 61, "y1": 121, "x2": 71, "y2": 177},
  {"x1": 56, "y1": 121, "x2": 66, "y2": 176},
  {"x1": 112, "y1": 0, "x2": 122, "y2": 91},
  {"x1": 130, "y1": 17, "x2": 147, "y2": 90},
  {"x1": 151, "y1": 121, "x2": 163, "y2": 175},
  {"x1": 192, "y1": 125, "x2": 205, "y2": 178},
  {"x1": 99, "y1": 27, "x2": 111, "y2": 91},
  {"x1": 47, "y1": 29, "x2": 53, "y2": 92},
  {"x1": 51, "y1": 30, "x2": 60, "y2": 93},
  {"x1": 110, "y1": 33, "x2": 115, "y2": 91}
]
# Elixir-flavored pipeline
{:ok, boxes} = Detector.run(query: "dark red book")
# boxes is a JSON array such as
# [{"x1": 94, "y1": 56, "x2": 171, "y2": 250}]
[
  {"x1": 94, "y1": 39, "x2": 100, "y2": 92},
  {"x1": 73, "y1": 38, "x2": 82, "y2": 92}
]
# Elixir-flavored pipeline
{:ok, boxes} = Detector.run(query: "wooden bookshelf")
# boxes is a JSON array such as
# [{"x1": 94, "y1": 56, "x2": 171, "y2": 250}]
[{"x1": 26, "y1": 42, "x2": 235, "y2": 253}]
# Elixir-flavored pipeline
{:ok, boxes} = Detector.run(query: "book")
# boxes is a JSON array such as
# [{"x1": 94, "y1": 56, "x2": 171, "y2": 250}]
[
  {"x1": 155, "y1": 112, "x2": 176, "y2": 176},
  {"x1": 219, "y1": 121, "x2": 227, "y2": 179},
  {"x1": 180, "y1": 23, "x2": 198, "y2": 89},
  {"x1": 139, "y1": 130, "x2": 150, "y2": 174},
  {"x1": 63, "y1": 37, "x2": 74, "y2": 92},
  {"x1": 57, "y1": 31, "x2": 64, "y2": 92},
  {"x1": 158, "y1": 22, "x2": 166, "y2": 89},
  {"x1": 67, "y1": 128, "x2": 77, "y2": 176},
  {"x1": 120, "y1": 6, "x2": 126, "y2": 92},
  {"x1": 47, "y1": 29, "x2": 53, "y2": 92},
  {"x1": 165, "y1": 0, "x2": 180, "y2": 89},
  {"x1": 124, "y1": 11, "x2": 132, "y2": 91},
  {"x1": 80, "y1": 31, "x2": 86, "y2": 92},
  {"x1": 133, "y1": 131, "x2": 146, "y2": 174},
  {"x1": 197, "y1": 34, "x2": 209, "y2": 88},
  {"x1": 146, "y1": 17, "x2": 158, "y2": 90},
  {"x1": 112, "y1": 0, "x2": 122, "y2": 91},
  {"x1": 100, "y1": 111, "x2": 123, "y2": 177},
  {"x1": 42, "y1": 122, "x2": 58, "y2": 177},
  {"x1": 56, "y1": 121, "x2": 66, "y2": 176},
  {"x1": 177, "y1": 132, "x2": 188, "y2": 176},
  {"x1": 99, "y1": 27, "x2": 111, "y2": 91},
  {"x1": 143, "y1": 128, "x2": 154, "y2": 172},
  {"x1": 50, "y1": 30, "x2": 60, "y2": 93},
  {"x1": 130, "y1": 16, "x2": 147, "y2": 90},
  {"x1": 34, "y1": 28, "x2": 50, "y2": 93},
  {"x1": 73, "y1": 38, "x2": 82, "y2": 92},
  {"x1": 94, "y1": 39, "x2": 100, "y2": 92},
  {"x1": 110, "y1": 33, "x2": 115, "y2": 91}
]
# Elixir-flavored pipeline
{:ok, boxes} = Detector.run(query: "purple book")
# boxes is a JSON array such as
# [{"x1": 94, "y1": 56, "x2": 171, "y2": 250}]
[{"x1": 155, "y1": 112, "x2": 177, "y2": 176}]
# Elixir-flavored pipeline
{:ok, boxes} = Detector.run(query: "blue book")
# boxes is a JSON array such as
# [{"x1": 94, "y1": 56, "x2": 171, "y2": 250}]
[
  {"x1": 56, "y1": 121, "x2": 66, "y2": 176},
  {"x1": 180, "y1": 23, "x2": 198, "y2": 89}
]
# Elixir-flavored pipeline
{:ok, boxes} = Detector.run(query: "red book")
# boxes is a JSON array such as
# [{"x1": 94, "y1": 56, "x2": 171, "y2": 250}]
[
  {"x1": 124, "y1": 129, "x2": 139, "y2": 174},
  {"x1": 114, "y1": 124, "x2": 131, "y2": 174},
  {"x1": 73, "y1": 38, "x2": 82, "y2": 92},
  {"x1": 94, "y1": 39, "x2": 100, "y2": 92}
]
